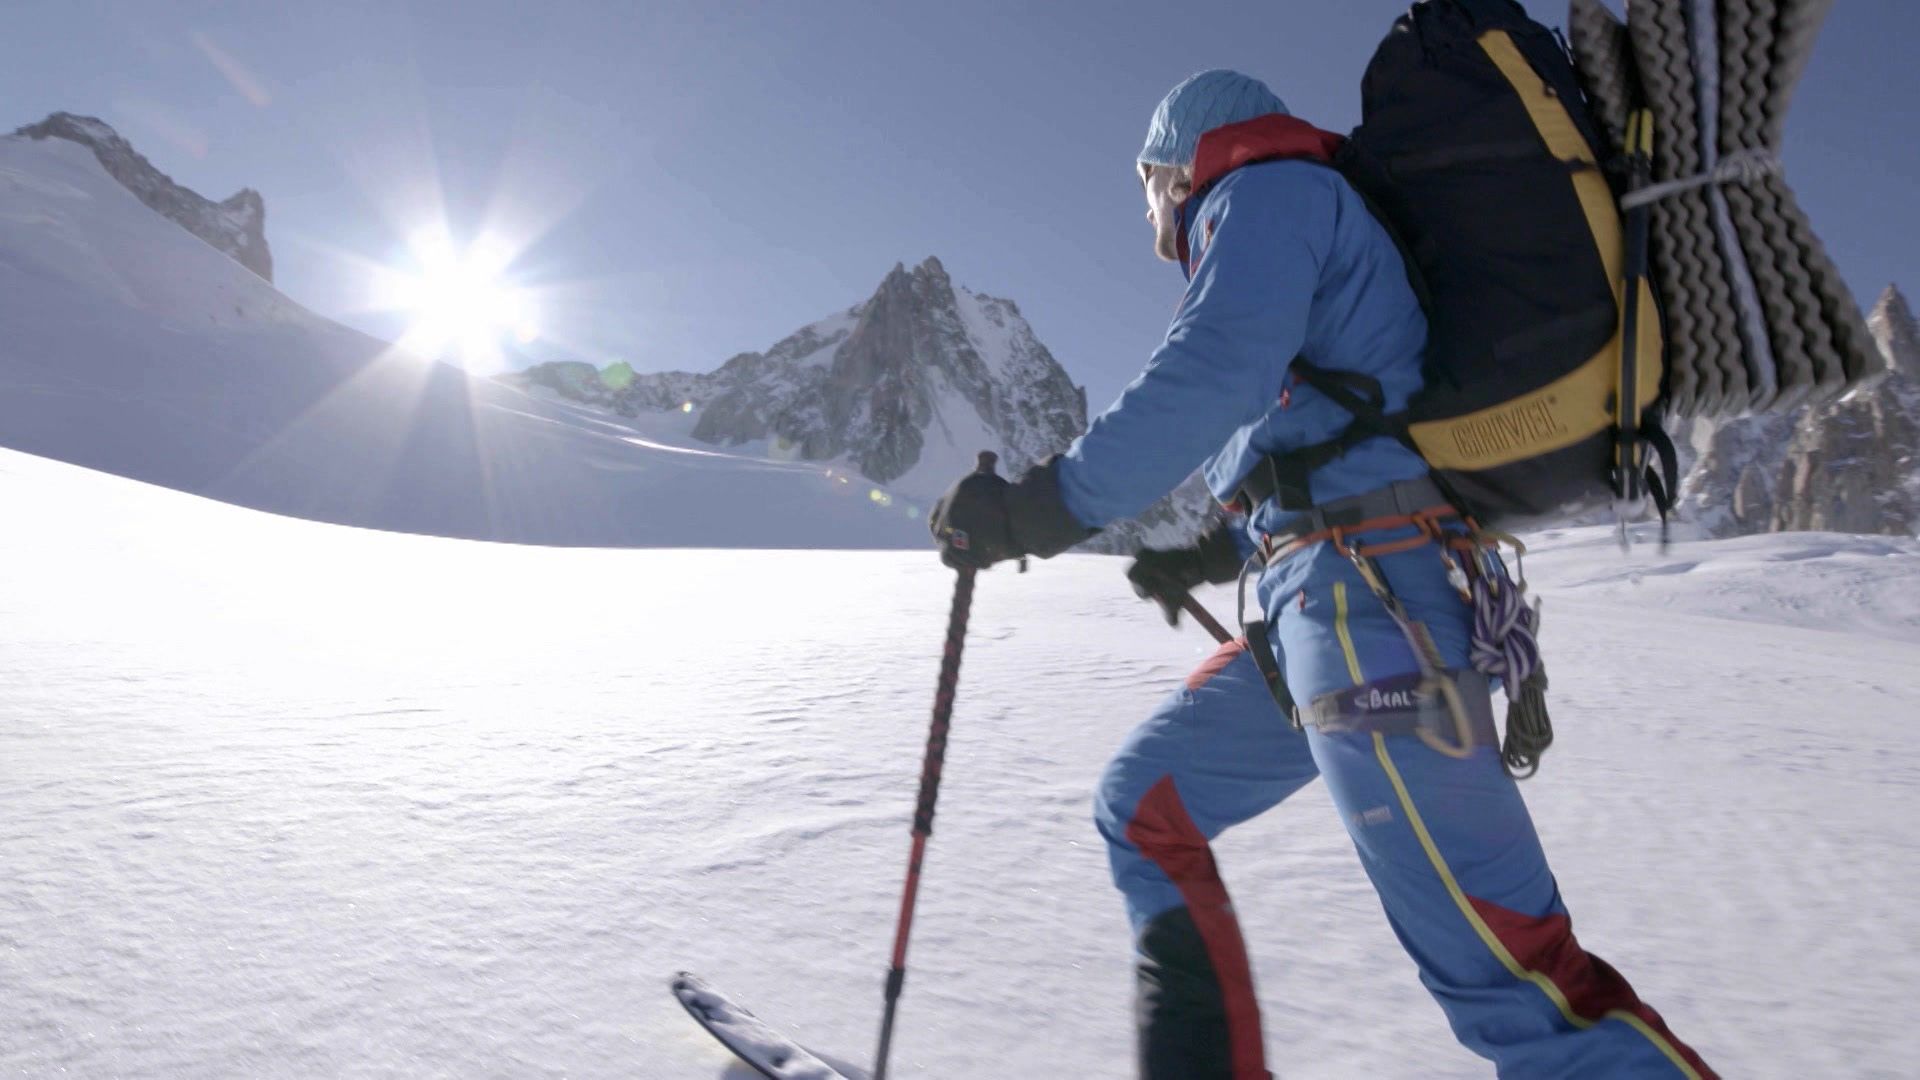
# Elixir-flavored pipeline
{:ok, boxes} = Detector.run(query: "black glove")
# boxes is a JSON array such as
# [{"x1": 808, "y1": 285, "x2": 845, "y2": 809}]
[
  {"x1": 930, "y1": 452, "x2": 1095, "y2": 570},
  {"x1": 1125, "y1": 519, "x2": 1248, "y2": 626}
]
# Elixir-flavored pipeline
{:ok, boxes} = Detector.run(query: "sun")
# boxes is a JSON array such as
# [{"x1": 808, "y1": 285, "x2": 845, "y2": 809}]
[{"x1": 382, "y1": 229, "x2": 539, "y2": 372}]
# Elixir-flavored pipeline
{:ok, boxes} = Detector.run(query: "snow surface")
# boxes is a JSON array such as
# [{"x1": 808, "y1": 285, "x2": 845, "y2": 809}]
[
  {"x1": 4, "y1": 447, "x2": 1918, "y2": 1079},
  {"x1": 0, "y1": 133, "x2": 922, "y2": 550}
]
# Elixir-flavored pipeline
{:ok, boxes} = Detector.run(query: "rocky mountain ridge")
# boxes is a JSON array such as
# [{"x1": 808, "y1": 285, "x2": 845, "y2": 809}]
[
  {"x1": 510, "y1": 257, "x2": 1215, "y2": 551},
  {"x1": 1679, "y1": 285, "x2": 1919, "y2": 536},
  {"x1": 13, "y1": 112, "x2": 272, "y2": 281}
]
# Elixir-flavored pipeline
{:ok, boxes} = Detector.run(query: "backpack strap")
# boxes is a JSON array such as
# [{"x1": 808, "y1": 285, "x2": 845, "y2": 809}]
[
  {"x1": 1228, "y1": 361, "x2": 1392, "y2": 513},
  {"x1": 1230, "y1": 428, "x2": 1371, "y2": 513},
  {"x1": 1229, "y1": 360, "x2": 1417, "y2": 514}
]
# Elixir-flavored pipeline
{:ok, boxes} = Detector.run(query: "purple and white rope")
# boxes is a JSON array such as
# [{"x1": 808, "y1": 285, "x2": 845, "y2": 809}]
[{"x1": 1468, "y1": 569, "x2": 1541, "y2": 687}]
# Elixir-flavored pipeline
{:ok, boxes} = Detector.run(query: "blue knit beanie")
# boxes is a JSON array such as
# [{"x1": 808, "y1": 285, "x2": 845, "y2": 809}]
[{"x1": 1138, "y1": 69, "x2": 1290, "y2": 167}]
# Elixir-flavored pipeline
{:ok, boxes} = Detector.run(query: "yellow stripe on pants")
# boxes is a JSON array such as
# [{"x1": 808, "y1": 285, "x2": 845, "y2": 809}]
[
  {"x1": 1333, "y1": 581, "x2": 1365, "y2": 686},
  {"x1": 1370, "y1": 733, "x2": 1705, "y2": 1079}
]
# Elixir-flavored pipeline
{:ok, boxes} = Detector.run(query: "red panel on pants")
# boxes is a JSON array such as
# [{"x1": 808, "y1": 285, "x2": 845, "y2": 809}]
[
  {"x1": 1468, "y1": 895, "x2": 1718, "y2": 1079},
  {"x1": 1126, "y1": 775, "x2": 1268, "y2": 1079}
]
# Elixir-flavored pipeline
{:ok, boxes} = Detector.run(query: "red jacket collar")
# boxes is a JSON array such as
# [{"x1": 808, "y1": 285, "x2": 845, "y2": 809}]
[
  {"x1": 1175, "y1": 114, "x2": 1346, "y2": 270},
  {"x1": 1189, "y1": 113, "x2": 1346, "y2": 193}
]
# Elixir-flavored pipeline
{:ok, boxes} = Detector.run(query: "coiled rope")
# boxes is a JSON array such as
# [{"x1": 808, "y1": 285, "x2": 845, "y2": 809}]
[{"x1": 1461, "y1": 546, "x2": 1554, "y2": 779}]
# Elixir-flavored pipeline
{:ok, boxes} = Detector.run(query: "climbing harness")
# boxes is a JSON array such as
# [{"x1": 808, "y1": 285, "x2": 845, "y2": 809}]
[{"x1": 1239, "y1": 480, "x2": 1553, "y2": 778}]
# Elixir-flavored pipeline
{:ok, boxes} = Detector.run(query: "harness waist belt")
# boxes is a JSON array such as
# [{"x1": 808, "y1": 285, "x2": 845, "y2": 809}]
[{"x1": 1254, "y1": 476, "x2": 1455, "y2": 565}]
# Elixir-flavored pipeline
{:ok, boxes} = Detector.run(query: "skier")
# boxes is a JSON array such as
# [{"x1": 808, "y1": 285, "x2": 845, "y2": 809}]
[{"x1": 929, "y1": 70, "x2": 1717, "y2": 1079}]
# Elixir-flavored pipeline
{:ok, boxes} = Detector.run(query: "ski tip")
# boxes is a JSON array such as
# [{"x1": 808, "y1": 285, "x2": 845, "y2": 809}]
[
  {"x1": 669, "y1": 971, "x2": 715, "y2": 1000},
  {"x1": 671, "y1": 971, "x2": 750, "y2": 1019},
  {"x1": 672, "y1": 971, "x2": 854, "y2": 1079}
]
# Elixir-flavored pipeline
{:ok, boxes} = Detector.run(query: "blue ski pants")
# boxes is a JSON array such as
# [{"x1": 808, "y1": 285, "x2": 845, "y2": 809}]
[{"x1": 1094, "y1": 536, "x2": 1716, "y2": 1079}]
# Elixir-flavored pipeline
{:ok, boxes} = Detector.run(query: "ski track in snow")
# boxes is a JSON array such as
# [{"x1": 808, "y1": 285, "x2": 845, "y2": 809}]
[{"x1": 4, "y1": 450, "x2": 1919, "y2": 1078}]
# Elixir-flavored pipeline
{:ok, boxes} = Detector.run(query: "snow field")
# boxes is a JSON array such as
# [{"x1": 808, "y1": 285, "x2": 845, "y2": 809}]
[{"x1": 5, "y1": 450, "x2": 1919, "y2": 1078}]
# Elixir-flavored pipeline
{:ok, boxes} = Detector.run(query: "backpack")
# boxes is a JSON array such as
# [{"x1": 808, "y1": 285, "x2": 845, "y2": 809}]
[{"x1": 1248, "y1": 0, "x2": 1673, "y2": 529}]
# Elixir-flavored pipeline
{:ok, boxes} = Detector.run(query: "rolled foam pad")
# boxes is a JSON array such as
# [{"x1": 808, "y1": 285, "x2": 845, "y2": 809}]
[
  {"x1": 1551, "y1": 1, "x2": 1878, "y2": 417},
  {"x1": 1685, "y1": 0, "x2": 1753, "y2": 413},
  {"x1": 1694, "y1": 0, "x2": 1781, "y2": 410},
  {"x1": 1568, "y1": 0, "x2": 1634, "y2": 156},
  {"x1": 1767, "y1": 0, "x2": 1836, "y2": 145},
  {"x1": 1634, "y1": 0, "x2": 1733, "y2": 416}
]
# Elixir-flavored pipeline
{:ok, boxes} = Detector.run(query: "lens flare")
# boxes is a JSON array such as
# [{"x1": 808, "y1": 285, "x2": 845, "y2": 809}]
[{"x1": 380, "y1": 227, "x2": 540, "y2": 373}]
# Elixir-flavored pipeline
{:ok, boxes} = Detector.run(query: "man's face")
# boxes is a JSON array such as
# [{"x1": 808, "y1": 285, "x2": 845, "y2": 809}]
[{"x1": 1139, "y1": 163, "x2": 1191, "y2": 263}]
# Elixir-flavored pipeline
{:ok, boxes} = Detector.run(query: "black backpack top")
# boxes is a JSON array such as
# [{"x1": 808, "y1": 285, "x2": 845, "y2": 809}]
[{"x1": 1237, "y1": 0, "x2": 1670, "y2": 528}]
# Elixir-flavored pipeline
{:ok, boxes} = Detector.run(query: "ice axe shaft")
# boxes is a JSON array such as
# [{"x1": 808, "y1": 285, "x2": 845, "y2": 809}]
[
  {"x1": 1180, "y1": 594, "x2": 1233, "y2": 645},
  {"x1": 1184, "y1": 594, "x2": 1294, "y2": 718}
]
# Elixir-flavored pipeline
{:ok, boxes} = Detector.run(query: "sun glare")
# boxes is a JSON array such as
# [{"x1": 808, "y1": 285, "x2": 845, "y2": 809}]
[{"x1": 383, "y1": 229, "x2": 539, "y2": 372}]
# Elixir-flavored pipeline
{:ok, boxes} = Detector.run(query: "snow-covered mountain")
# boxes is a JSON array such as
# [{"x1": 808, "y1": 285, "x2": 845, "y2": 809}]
[
  {"x1": 14, "y1": 112, "x2": 273, "y2": 282},
  {"x1": 509, "y1": 257, "x2": 1217, "y2": 552},
  {"x1": 1678, "y1": 285, "x2": 1920, "y2": 536},
  {"x1": 688, "y1": 258, "x2": 1086, "y2": 500},
  {"x1": 0, "y1": 122, "x2": 921, "y2": 548}
]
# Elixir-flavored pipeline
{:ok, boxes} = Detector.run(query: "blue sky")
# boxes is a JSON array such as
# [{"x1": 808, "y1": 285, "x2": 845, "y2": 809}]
[{"x1": 8, "y1": 1, "x2": 1915, "y2": 406}]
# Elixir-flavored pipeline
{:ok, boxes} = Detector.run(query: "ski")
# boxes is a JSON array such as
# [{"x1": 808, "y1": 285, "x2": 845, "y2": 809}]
[{"x1": 671, "y1": 972, "x2": 857, "y2": 1080}]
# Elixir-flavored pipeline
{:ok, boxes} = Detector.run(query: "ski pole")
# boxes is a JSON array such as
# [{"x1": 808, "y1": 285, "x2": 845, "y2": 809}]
[
  {"x1": 874, "y1": 556, "x2": 978, "y2": 1079},
  {"x1": 1179, "y1": 594, "x2": 1233, "y2": 645}
]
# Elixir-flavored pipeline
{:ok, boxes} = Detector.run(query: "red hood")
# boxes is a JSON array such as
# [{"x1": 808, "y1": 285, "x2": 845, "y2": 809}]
[{"x1": 1189, "y1": 114, "x2": 1346, "y2": 196}]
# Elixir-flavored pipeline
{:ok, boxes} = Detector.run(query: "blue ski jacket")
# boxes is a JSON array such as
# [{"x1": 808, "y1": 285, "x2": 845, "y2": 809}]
[{"x1": 1055, "y1": 116, "x2": 1430, "y2": 540}]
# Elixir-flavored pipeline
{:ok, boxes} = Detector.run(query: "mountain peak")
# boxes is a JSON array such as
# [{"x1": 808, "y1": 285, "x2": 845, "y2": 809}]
[
  {"x1": 506, "y1": 256, "x2": 1212, "y2": 551},
  {"x1": 1870, "y1": 283, "x2": 1914, "y2": 332},
  {"x1": 1869, "y1": 284, "x2": 1918, "y2": 376},
  {"x1": 18, "y1": 112, "x2": 121, "y2": 148},
  {"x1": 13, "y1": 111, "x2": 273, "y2": 281},
  {"x1": 880, "y1": 256, "x2": 953, "y2": 290},
  {"x1": 517, "y1": 259, "x2": 1085, "y2": 493}
]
